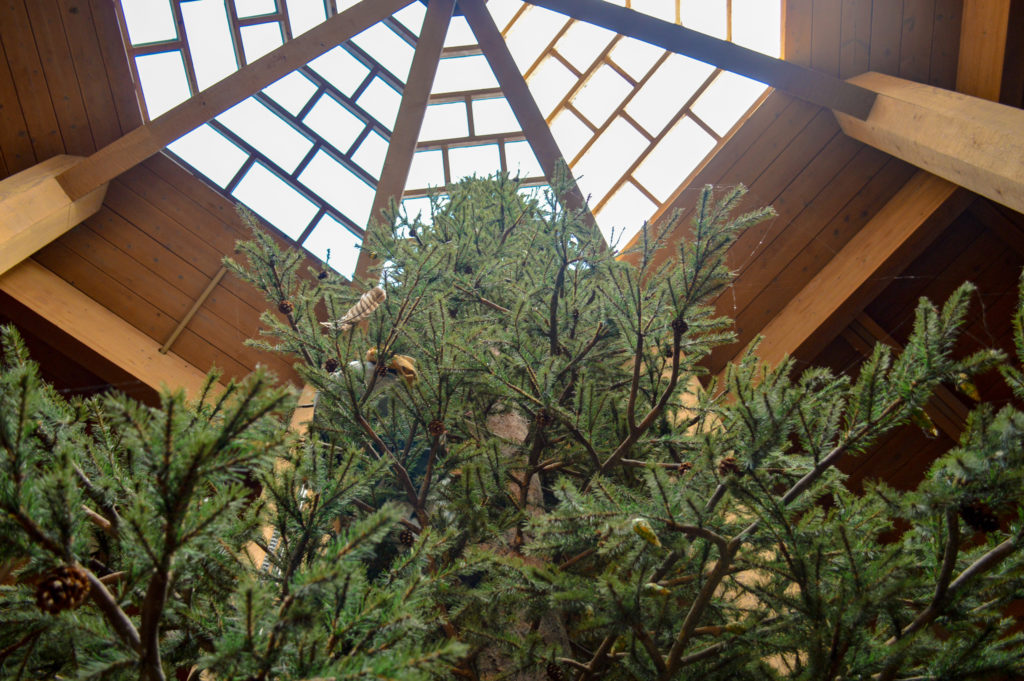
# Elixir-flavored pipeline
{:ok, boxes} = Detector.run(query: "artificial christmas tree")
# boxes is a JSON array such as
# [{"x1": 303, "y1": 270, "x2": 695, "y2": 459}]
[{"x1": 1, "y1": 175, "x2": 1022, "y2": 680}]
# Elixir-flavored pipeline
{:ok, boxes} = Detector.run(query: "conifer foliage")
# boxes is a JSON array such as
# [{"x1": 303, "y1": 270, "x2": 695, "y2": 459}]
[{"x1": 2, "y1": 175, "x2": 1023, "y2": 680}]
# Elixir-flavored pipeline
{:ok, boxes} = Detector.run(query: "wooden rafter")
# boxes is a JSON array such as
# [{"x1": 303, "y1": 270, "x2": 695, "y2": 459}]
[
  {"x1": 461, "y1": 0, "x2": 600, "y2": 238},
  {"x1": 522, "y1": 0, "x2": 877, "y2": 119},
  {"x1": 355, "y1": 0, "x2": 455, "y2": 281},
  {"x1": 0, "y1": 259, "x2": 212, "y2": 398},
  {"x1": 56, "y1": 0, "x2": 414, "y2": 202}
]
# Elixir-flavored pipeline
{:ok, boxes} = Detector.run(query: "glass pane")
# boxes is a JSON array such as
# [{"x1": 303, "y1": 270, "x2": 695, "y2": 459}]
[
  {"x1": 445, "y1": 16, "x2": 475, "y2": 46},
  {"x1": 263, "y1": 71, "x2": 317, "y2": 116},
  {"x1": 596, "y1": 182, "x2": 656, "y2": 248},
  {"x1": 504, "y1": 141, "x2": 542, "y2": 178},
  {"x1": 629, "y1": 0, "x2": 675, "y2": 23},
  {"x1": 433, "y1": 55, "x2": 498, "y2": 93},
  {"x1": 420, "y1": 102, "x2": 469, "y2": 141},
  {"x1": 573, "y1": 117, "x2": 646, "y2": 202},
  {"x1": 571, "y1": 64, "x2": 632, "y2": 128},
  {"x1": 394, "y1": 3, "x2": 426, "y2": 34},
  {"x1": 241, "y1": 22, "x2": 283, "y2": 63},
  {"x1": 303, "y1": 94, "x2": 366, "y2": 156},
  {"x1": 690, "y1": 71, "x2": 767, "y2": 136},
  {"x1": 449, "y1": 144, "x2": 500, "y2": 181},
  {"x1": 353, "y1": 23, "x2": 415, "y2": 80},
  {"x1": 626, "y1": 53, "x2": 715, "y2": 135},
  {"x1": 234, "y1": 0, "x2": 277, "y2": 19},
  {"x1": 550, "y1": 109, "x2": 591, "y2": 160},
  {"x1": 136, "y1": 51, "x2": 191, "y2": 117},
  {"x1": 732, "y1": 0, "x2": 782, "y2": 57},
  {"x1": 302, "y1": 214, "x2": 361, "y2": 278},
  {"x1": 609, "y1": 37, "x2": 664, "y2": 80},
  {"x1": 309, "y1": 47, "x2": 369, "y2": 96},
  {"x1": 299, "y1": 151, "x2": 376, "y2": 226},
  {"x1": 181, "y1": 0, "x2": 237, "y2": 90},
  {"x1": 504, "y1": 5, "x2": 566, "y2": 72},
  {"x1": 633, "y1": 116, "x2": 716, "y2": 201},
  {"x1": 233, "y1": 163, "x2": 318, "y2": 239},
  {"x1": 680, "y1": 0, "x2": 727, "y2": 39},
  {"x1": 218, "y1": 98, "x2": 312, "y2": 173},
  {"x1": 352, "y1": 131, "x2": 389, "y2": 177},
  {"x1": 358, "y1": 77, "x2": 402, "y2": 130},
  {"x1": 556, "y1": 20, "x2": 615, "y2": 70},
  {"x1": 167, "y1": 124, "x2": 248, "y2": 187},
  {"x1": 402, "y1": 197, "x2": 434, "y2": 225},
  {"x1": 472, "y1": 98, "x2": 519, "y2": 135},
  {"x1": 486, "y1": 0, "x2": 523, "y2": 32},
  {"x1": 406, "y1": 150, "x2": 445, "y2": 189},
  {"x1": 121, "y1": 0, "x2": 176, "y2": 44},
  {"x1": 526, "y1": 57, "x2": 575, "y2": 116},
  {"x1": 287, "y1": 0, "x2": 326, "y2": 37}
]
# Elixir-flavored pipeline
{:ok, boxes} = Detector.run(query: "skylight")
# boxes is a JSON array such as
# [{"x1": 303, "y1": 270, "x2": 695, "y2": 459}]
[{"x1": 114, "y1": 0, "x2": 780, "y2": 272}]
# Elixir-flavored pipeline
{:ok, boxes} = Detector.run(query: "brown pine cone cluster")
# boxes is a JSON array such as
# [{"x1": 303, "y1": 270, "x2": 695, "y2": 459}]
[
  {"x1": 959, "y1": 501, "x2": 999, "y2": 533},
  {"x1": 546, "y1": 662, "x2": 566, "y2": 681},
  {"x1": 278, "y1": 300, "x2": 294, "y2": 315},
  {"x1": 35, "y1": 565, "x2": 90, "y2": 615},
  {"x1": 428, "y1": 420, "x2": 446, "y2": 437},
  {"x1": 399, "y1": 529, "x2": 416, "y2": 547},
  {"x1": 671, "y1": 317, "x2": 689, "y2": 336},
  {"x1": 535, "y1": 408, "x2": 554, "y2": 429},
  {"x1": 718, "y1": 456, "x2": 742, "y2": 476},
  {"x1": 677, "y1": 461, "x2": 693, "y2": 474},
  {"x1": 324, "y1": 357, "x2": 340, "y2": 373}
]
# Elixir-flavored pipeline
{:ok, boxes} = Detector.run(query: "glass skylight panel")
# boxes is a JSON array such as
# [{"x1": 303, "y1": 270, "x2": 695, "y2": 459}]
[
  {"x1": 352, "y1": 132, "x2": 389, "y2": 177},
  {"x1": 573, "y1": 118, "x2": 647, "y2": 201},
  {"x1": 504, "y1": 6, "x2": 567, "y2": 72},
  {"x1": 633, "y1": 116, "x2": 716, "y2": 201},
  {"x1": 449, "y1": 144, "x2": 500, "y2": 181},
  {"x1": 136, "y1": 52, "x2": 191, "y2": 117},
  {"x1": 287, "y1": 0, "x2": 326, "y2": 37},
  {"x1": 609, "y1": 37, "x2": 664, "y2": 80},
  {"x1": 180, "y1": 0, "x2": 236, "y2": 91},
  {"x1": 303, "y1": 94, "x2": 367, "y2": 155},
  {"x1": 691, "y1": 71, "x2": 767, "y2": 136},
  {"x1": 167, "y1": 124, "x2": 248, "y2": 187},
  {"x1": 352, "y1": 24, "x2": 414, "y2": 80},
  {"x1": 472, "y1": 98, "x2": 518, "y2": 136},
  {"x1": 680, "y1": 0, "x2": 728, "y2": 39},
  {"x1": 234, "y1": 0, "x2": 277, "y2": 19},
  {"x1": 628, "y1": 0, "x2": 676, "y2": 23},
  {"x1": 433, "y1": 56, "x2": 499, "y2": 93},
  {"x1": 393, "y1": 3, "x2": 426, "y2": 34},
  {"x1": 504, "y1": 141, "x2": 543, "y2": 178},
  {"x1": 263, "y1": 71, "x2": 317, "y2": 116},
  {"x1": 527, "y1": 57, "x2": 575, "y2": 116},
  {"x1": 217, "y1": 98, "x2": 312, "y2": 173},
  {"x1": 732, "y1": 0, "x2": 782, "y2": 56},
  {"x1": 309, "y1": 47, "x2": 369, "y2": 97},
  {"x1": 241, "y1": 22, "x2": 284, "y2": 63},
  {"x1": 550, "y1": 110, "x2": 591, "y2": 160},
  {"x1": 596, "y1": 182, "x2": 656, "y2": 248},
  {"x1": 444, "y1": 16, "x2": 476, "y2": 46},
  {"x1": 299, "y1": 151, "x2": 376, "y2": 227},
  {"x1": 420, "y1": 103, "x2": 469, "y2": 141},
  {"x1": 402, "y1": 197, "x2": 434, "y2": 225},
  {"x1": 302, "y1": 214, "x2": 361, "y2": 278},
  {"x1": 233, "y1": 163, "x2": 318, "y2": 240},
  {"x1": 571, "y1": 65, "x2": 631, "y2": 128},
  {"x1": 556, "y1": 20, "x2": 615, "y2": 67},
  {"x1": 486, "y1": 0, "x2": 524, "y2": 31},
  {"x1": 625, "y1": 54, "x2": 715, "y2": 134},
  {"x1": 121, "y1": 0, "x2": 176, "y2": 44},
  {"x1": 407, "y1": 150, "x2": 445, "y2": 189},
  {"x1": 357, "y1": 77, "x2": 402, "y2": 130}
]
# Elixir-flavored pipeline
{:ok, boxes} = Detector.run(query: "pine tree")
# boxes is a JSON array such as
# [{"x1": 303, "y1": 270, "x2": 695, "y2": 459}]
[{"x1": 2, "y1": 174, "x2": 1022, "y2": 680}]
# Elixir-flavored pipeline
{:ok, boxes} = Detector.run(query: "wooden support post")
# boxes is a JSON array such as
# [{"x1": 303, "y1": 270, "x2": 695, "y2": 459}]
[
  {"x1": 462, "y1": 0, "x2": 601, "y2": 239},
  {"x1": 355, "y1": 0, "x2": 455, "y2": 281},
  {"x1": 957, "y1": 0, "x2": 1013, "y2": 100},
  {"x1": 752, "y1": 172, "x2": 970, "y2": 367},
  {"x1": 55, "y1": 0, "x2": 413, "y2": 202},
  {"x1": 0, "y1": 156, "x2": 106, "y2": 276},
  {"x1": 0, "y1": 260, "x2": 212, "y2": 397},
  {"x1": 834, "y1": 72, "x2": 1024, "y2": 215},
  {"x1": 522, "y1": 0, "x2": 877, "y2": 119}
]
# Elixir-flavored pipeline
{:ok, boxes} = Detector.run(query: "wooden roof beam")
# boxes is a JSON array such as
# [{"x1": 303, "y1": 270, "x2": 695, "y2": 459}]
[
  {"x1": 461, "y1": 0, "x2": 601, "y2": 239},
  {"x1": 0, "y1": 156, "x2": 106, "y2": 276},
  {"x1": 0, "y1": 259, "x2": 212, "y2": 398},
  {"x1": 55, "y1": 0, "x2": 413, "y2": 202},
  {"x1": 521, "y1": 0, "x2": 877, "y2": 119},
  {"x1": 356, "y1": 0, "x2": 455, "y2": 281}
]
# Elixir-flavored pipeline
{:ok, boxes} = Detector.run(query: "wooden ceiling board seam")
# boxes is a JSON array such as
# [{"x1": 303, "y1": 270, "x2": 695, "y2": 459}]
[
  {"x1": 87, "y1": 0, "x2": 143, "y2": 134},
  {"x1": 0, "y1": 37, "x2": 37, "y2": 176},
  {"x1": 0, "y1": 0, "x2": 64, "y2": 161},
  {"x1": 784, "y1": 0, "x2": 813, "y2": 65},
  {"x1": 810, "y1": 0, "x2": 842, "y2": 76},
  {"x1": 898, "y1": 0, "x2": 938, "y2": 83},
  {"x1": 927, "y1": 0, "x2": 962, "y2": 89},
  {"x1": 970, "y1": 199, "x2": 1024, "y2": 261},
  {"x1": 868, "y1": 0, "x2": 905, "y2": 74},
  {"x1": 24, "y1": 0, "x2": 95, "y2": 155},
  {"x1": 839, "y1": 0, "x2": 873, "y2": 78}
]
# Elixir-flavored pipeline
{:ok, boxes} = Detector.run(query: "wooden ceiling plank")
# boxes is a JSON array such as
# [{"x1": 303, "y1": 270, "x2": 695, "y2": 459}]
[
  {"x1": 0, "y1": 259, "x2": 211, "y2": 398},
  {"x1": 88, "y1": 0, "x2": 143, "y2": 135},
  {"x1": 462, "y1": 0, "x2": 600, "y2": 237},
  {"x1": 784, "y1": 0, "x2": 813, "y2": 66},
  {"x1": 898, "y1": 0, "x2": 937, "y2": 83},
  {"x1": 810, "y1": 0, "x2": 842, "y2": 77},
  {"x1": 928, "y1": 0, "x2": 962, "y2": 89},
  {"x1": 834, "y1": 71, "x2": 1024, "y2": 214},
  {"x1": 838, "y1": 0, "x2": 872, "y2": 78},
  {"x1": 55, "y1": 0, "x2": 414, "y2": 202},
  {"x1": 753, "y1": 171, "x2": 970, "y2": 367},
  {"x1": 956, "y1": 0, "x2": 1012, "y2": 99},
  {"x1": 867, "y1": 0, "x2": 904, "y2": 74},
  {"x1": 522, "y1": 0, "x2": 877, "y2": 119},
  {"x1": 0, "y1": 155, "x2": 107, "y2": 276},
  {"x1": 0, "y1": 38, "x2": 37, "y2": 175},
  {"x1": 356, "y1": 0, "x2": 455, "y2": 280}
]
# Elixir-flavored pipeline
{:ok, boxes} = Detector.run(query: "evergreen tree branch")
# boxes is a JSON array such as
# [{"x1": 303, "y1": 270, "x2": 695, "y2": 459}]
[{"x1": 86, "y1": 569, "x2": 143, "y2": 653}]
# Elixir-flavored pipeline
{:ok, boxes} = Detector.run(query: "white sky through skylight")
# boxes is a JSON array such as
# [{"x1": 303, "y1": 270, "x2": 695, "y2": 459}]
[{"x1": 119, "y1": 0, "x2": 780, "y2": 271}]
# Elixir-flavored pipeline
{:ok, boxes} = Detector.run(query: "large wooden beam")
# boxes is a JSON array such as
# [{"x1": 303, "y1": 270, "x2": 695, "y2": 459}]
[
  {"x1": 55, "y1": 0, "x2": 413, "y2": 202},
  {"x1": 522, "y1": 0, "x2": 877, "y2": 119},
  {"x1": 0, "y1": 259, "x2": 212, "y2": 398},
  {"x1": 461, "y1": 0, "x2": 600, "y2": 237},
  {"x1": 834, "y1": 72, "x2": 1024, "y2": 215},
  {"x1": 0, "y1": 156, "x2": 106, "y2": 276},
  {"x1": 957, "y1": 0, "x2": 1013, "y2": 100},
  {"x1": 355, "y1": 0, "x2": 455, "y2": 281},
  {"x1": 753, "y1": 172, "x2": 971, "y2": 366}
]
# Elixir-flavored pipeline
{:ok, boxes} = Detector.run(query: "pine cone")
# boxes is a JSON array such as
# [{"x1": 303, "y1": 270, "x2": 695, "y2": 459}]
[
  {"x1": 407, "y1": 227, "x2": 417, "y2": 238},
  {"x1": 959, "y1": 501, "x2": 999, "y2": 533},
  {"x1": 546, "y1": 662, "x2": 566, "y2": 681},
  {"x1": 324, "y1": 357, "x2": 340, "y2": 373},
  {"x1": 36, "y1": 565, "x2": 90, "y2": 614},
  {"x1": 318, "y1": 270, "x2": 329, "y2": 280},
  {"x1": 399, "y1": 529, "x2": 416, "y2": 547},
  {"x1": 678, "y1": 461, "x2": 693, "y2": 474},
  {"x1": 375, "y1": 362, "x2": 389, "y2": 377},
  {"x1": 428, "y1": 420, "x2": 446, "y2": 437},
  {"x1": 278, "y1": 300, "x2": 294, "y2": 315},
  {"x1": 718, "y1": 456, "x2": 742, "y2": 477},
  {"x1": 671, "y1": 317, "x2": 689, "y2": 336},
  {"x1": 535, "y1": 408, "x2": 554, "y2": 429}
]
